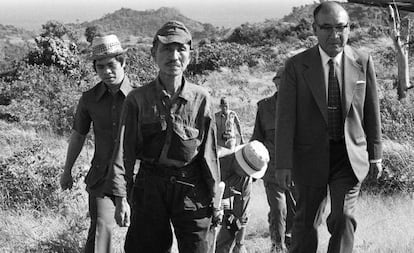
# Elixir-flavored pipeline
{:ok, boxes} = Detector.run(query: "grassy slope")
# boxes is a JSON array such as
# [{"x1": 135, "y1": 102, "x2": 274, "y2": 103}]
[{"x1": 2, "y1": 179, "x2": 413, "y2": 252}]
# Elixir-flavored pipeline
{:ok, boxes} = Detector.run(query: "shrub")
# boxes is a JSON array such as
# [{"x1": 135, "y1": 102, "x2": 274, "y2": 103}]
[
  {"x1": 0, "y1": 63, "x2": 92, "y2": 135},
  {"x1": 188, "y1": 42, "x2": 278, "y2": 75},
  {"x1": 124, "y1": 47, "x2": 158, "y2": 85},
  {"x1": 26, "y1": 36, "x2": 82, "y2": 76},
  {"x1": 380, "y1": 91, "x2": 414, "y2": 143},
  {"x1": 362, "y1": 141, "x2": 414, "y2": 194},
  {"x1": 0, "y1": 121, "x2": 88, "y2": 211}
]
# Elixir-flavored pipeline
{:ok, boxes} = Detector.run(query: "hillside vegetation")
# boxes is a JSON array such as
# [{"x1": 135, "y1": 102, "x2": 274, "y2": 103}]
[{"x1": 1, "y1": 2, "x2": 414, "y2": 252}]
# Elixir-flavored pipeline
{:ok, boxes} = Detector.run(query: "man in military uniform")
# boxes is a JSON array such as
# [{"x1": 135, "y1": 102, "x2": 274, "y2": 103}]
[
  {"x1": 251, "y1": 69, "x2": 296, "y2": 252},
  {"x1": 215, "y1": 97, "x2": 244, "y2": 150},
  {"x1": 105, "y1": 21, "x2": 221, "y2": 253}
]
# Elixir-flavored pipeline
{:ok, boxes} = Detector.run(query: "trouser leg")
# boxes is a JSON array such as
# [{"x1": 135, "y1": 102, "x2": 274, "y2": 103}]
[
  {"x1": 216, "y1": 217, "x2": 236, "y2": 253},
  {"x1": 216, "y1": 175, "x2": 251, "y2": 253},
  {"x1": 264, "y1": 181, "x2": 287, "y2": 249},
  {"x1": 326, "y1": 141, "x2": 360, "y2": 253},
  {"x1": 285, "y1": 186, "x2": 297, "y2": 236},
  {"x1": 290, "y1": 184, "x2": 327, "y2": 253},
  {"x1": 85, "y1": 195, "x2": 97, "y2": 253},
  {"x1": 85, "y1": 195, "x2": 116, "y2": 253},
  {"x1": 171, "y1": 177, "x2": 211, "y2": 253},
  {"x1": 124, "y1": 173, "x2": 173, "y2": 253}
]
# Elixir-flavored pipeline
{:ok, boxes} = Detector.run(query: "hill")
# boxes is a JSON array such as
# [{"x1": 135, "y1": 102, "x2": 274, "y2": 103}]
[
  {"x1": 0, "y1": 24, "x2": 35, "y2": 70},
  {"x1": 78, "y1": 7, "x2": 226, "y2": 41}
]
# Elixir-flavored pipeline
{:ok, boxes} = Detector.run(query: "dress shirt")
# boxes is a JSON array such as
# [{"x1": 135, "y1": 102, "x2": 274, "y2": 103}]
[{"x1": 318, "y1": 45, "x2": 343, "y2": 101}]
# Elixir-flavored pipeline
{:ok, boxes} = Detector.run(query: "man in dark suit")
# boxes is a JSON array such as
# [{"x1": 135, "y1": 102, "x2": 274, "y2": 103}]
[{"x1": 275, "y1": 2, "x2": 383, "y2": 253}]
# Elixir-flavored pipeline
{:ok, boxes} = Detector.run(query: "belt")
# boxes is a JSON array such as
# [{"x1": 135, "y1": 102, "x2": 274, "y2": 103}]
[
  {"x1": 140, "y1": 161, "x2": 199, "y2": 187},
  {"x1": 329, "y1": 137, "x2": 345, "y2": 145}
]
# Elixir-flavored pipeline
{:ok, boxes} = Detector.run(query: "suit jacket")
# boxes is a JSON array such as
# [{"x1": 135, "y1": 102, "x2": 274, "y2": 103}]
[{"x1": 275, "y1": 45, "x2": 382, "y2": 187}]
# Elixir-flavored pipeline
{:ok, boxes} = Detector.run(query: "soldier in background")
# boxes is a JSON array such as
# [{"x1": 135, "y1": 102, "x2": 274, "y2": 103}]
[
  {"x1": 215, "y1": 97, "x2": 245, "y2": 150},
  {"x1": 251, "y1": 69, "x2": 296, "y2": 253}
]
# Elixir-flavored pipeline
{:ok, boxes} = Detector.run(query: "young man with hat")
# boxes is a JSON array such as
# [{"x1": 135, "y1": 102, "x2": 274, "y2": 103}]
[
  {"x1": 60, "y1": 34, "x2": 136, "y2": 253},
  {"x1": 215, "y1": 97, "x2": 244, "y2": 150},
  {"x1": 215, "y1": 140, "x2": 270, "y2": 253},
  {"x1": 105, "y1": 21, "x2": 221, "y2": 252}
]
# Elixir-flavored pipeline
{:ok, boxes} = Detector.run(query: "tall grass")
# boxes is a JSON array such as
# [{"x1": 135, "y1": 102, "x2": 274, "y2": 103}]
[{"x1": 243, "y1": 182, "x2": 414, "y2": 253}]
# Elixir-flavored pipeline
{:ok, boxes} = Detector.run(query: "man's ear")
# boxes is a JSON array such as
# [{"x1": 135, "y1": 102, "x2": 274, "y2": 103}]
[
  {"x1": 312, "y1": 22, "x2": 317, "y2": 33},
  {"x1": 151, "y1": 47, "x2": 156, "y2": 60}
]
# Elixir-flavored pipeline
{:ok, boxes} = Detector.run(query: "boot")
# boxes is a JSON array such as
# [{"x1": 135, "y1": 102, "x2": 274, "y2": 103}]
[{"x1": 233, "y1": 227, "x2": 247, "y2": 253}]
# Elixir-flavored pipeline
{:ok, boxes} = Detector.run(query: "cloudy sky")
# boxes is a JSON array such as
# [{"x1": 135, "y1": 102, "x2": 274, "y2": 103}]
[{"x1": 0, "y1": 0, "x2": 325, "y2": 30}]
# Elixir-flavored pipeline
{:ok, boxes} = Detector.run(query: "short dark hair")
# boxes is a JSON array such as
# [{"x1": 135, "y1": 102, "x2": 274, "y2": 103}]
[
  {"x1": 220, "y1": 97, "x2": 228, "y2": 106},
  {"x1": 93, "y1": 54, "x2": 126, "y2": 72}
]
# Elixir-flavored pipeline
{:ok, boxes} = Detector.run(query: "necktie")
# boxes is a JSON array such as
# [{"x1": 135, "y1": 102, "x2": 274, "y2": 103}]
[{"x1": 327, "y1": 59, "x2": 343, "y2": 140}]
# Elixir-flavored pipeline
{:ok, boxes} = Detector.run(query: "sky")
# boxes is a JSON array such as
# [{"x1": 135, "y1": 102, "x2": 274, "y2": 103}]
[{"x1": 0, "y1": 0, "x2": 320, "y2": 30}]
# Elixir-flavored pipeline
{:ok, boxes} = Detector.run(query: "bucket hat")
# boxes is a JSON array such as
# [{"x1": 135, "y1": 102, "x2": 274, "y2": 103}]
[
  {"x1": 234, "y1": 140, "x2": 270, "y2": 179},
  {"x1": 90, "y1": 34, "x2": 127, "y2": 60}
]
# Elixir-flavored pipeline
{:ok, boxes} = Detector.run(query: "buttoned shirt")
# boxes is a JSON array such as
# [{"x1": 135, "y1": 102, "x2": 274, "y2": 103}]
[
  {"x1": 107, "y1": 76, "x2": 220, "y2": 198},
  {"x1": 73, "y1": 76, "x2": 135, "y2": 195},
  {"x1": 251, "y1": 93, "x2": 277, "y2": 183},
  {"x1": 318, "y1": 45, "x2": 343, "y2": 101}
]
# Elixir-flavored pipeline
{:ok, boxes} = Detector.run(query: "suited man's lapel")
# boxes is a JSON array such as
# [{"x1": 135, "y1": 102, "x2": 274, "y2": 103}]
[
  {"x1": 303, "y1": 46, "x2": 328, "y2": 124},
  {"x1": 343, "y1": 45, "x2": 362, "y2": 118}
]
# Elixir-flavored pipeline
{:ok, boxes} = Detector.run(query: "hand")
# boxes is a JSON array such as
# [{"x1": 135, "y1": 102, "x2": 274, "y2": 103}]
[
  {"x1": 368, "y1": 161, "x2": 383, "y2": 180},
  {"x1": 60, "y1": 169, "x2": 73, "y2": 190},
  {"x1": 233, "y1": 243, "x2": 247, "y2": 253},
  {"x1": 211, "y1": 208, "x2": 223, "y2": 227},
  {"x1": 115, "y1": 197, "x2": 131, "y2": 227},
  {"x1": 275, "y1": 169, "x2": 292, "y2": 190}
]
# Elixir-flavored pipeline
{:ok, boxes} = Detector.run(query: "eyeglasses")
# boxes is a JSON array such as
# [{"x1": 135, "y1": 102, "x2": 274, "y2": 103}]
[{"x1": 316, "y1": 23, "x2": 349, "y2": 33}]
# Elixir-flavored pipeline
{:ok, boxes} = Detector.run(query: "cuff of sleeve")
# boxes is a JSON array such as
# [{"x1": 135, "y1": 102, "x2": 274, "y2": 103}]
[{"x1": 369, "y1": 159, "x2": 382, "y2": 163}]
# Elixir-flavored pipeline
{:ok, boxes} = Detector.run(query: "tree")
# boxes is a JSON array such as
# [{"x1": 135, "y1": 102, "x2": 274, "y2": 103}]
[
  {"x1": 26, "y1": 21, "x2": 81, "y2": 75},
  {"x1": 40, "y1": 20, "x2": 74, "y2": 40},
  {"x1": 388, "y1": 5, "x2": 412, "y2": 100},
  {"x1": 84, "y1": 25, "x2": 104, "y2": 44}
]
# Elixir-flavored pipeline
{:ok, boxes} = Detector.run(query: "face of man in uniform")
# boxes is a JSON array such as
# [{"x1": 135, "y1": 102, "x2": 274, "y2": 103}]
[
  {"x1": 220, "y1": 103, "x2": 229, "y2": 114},
  {"x1": 153, "y1": 42, "x2": 191, "y2": 77},
  {"x1": 95, "y1": 57, "x2": 125, "y2": 87},
  {"x1": 313, "y1": 4, "x2": 350, "y2": 57}
]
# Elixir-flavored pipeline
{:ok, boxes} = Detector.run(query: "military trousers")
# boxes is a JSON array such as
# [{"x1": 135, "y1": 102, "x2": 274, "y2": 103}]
[
  {"x1": 264, "y1": 181, "x2": 296, "y2": 249},
  {"x1": 124, "y1": 165, "x2": 212, "y2": 253}
]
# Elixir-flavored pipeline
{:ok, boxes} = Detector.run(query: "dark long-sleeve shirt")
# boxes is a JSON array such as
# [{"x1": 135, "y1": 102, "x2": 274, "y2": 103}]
[
  {"x1": 106, "y1": 77, "x2": 220, "y2": 200},
  {"x1": 73, "y1": 76, "x2": 135, "y2": 195},
  {"x1": 251, "y1": 93, "x2": 277, "y2": 183}
]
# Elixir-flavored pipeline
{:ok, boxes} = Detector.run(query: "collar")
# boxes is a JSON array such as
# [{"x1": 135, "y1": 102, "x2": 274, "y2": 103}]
[
  {"x1": 318, "y1": 45, "x2": 343, "y2": 67},
  {"x1": 119, "y1": 76, "x2": 134, "y2": 97},
  {"x1": 95, "y1": 75, "x2": 134, "y2": 101},
  {"x1": 155, "y1": 75, "x2": 192, "y2": 102}
]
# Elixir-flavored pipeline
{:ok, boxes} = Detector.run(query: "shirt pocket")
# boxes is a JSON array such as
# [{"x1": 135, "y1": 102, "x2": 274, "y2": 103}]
[{"x1": 168, "y1": 123, "x2": 201, "y2": 162}]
